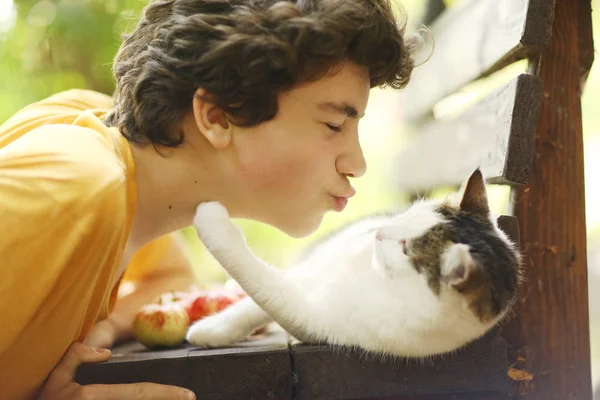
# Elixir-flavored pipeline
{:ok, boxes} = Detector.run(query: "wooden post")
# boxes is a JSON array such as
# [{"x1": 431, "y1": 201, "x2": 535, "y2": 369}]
[{"x1": 504, "y1": 0, "x2": 594, "y2": 399}]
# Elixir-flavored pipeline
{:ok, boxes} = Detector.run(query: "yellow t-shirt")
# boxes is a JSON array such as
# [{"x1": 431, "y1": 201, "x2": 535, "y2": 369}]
[{"x1": 0, "y1": 89, "x2": 173, "y2": 399}]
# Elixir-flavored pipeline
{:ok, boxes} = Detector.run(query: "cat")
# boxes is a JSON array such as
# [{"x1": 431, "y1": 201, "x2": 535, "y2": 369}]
[{"x1": 186, "y1": 169, "x2": 521, "y2": 357}]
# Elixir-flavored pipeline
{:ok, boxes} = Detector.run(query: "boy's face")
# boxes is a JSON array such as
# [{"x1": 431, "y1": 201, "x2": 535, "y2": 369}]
[{"x1": 230, "y1": 61, "x2": 370, "y2": 237}]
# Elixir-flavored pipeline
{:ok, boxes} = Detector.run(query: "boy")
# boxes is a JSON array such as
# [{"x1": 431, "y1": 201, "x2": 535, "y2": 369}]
[{"x1": 0, "y1": 0, "x2": 416, "y2": 398}]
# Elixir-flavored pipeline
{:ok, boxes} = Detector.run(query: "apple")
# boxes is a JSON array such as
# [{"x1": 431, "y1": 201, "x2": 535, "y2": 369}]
[
  {"x1": 133, "y1": 303, "x2": 190, "y2": 348},
  {"x1": 153, "y1": 287, "x2": 201, "y2": 306},
  {"x1": 152, "y1": 288, "x2": 201, "y2": 323},
  {"x1": 187, "y1": 290, "x2": 241, "y2": 323}
]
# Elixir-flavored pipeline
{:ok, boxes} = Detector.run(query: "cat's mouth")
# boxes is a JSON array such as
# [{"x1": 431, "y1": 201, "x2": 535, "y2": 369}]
[{"x1": 375, "y1": 234, "x2": 409, "y2": 256}]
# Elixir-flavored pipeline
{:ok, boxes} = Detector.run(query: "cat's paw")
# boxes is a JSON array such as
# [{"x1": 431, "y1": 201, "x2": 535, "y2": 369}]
[
  {"x1": 194, "y1": 201, "x2": 230, "y2": 226},
  {"x1": 193, "y1": 201, "x2": 245, "y2": 247},
  {"x1": 186, "y1": 315, "x2": 245, "y2": 348}
]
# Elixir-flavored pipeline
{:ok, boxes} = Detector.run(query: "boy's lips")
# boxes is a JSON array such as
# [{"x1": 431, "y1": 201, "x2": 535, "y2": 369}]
[
  {"x1": 332, "y1": 188, "x2": 356, "y2": 199},
  {"x1": 330, "y1": 189, "x2": 355, "y2": 212},
  {"x1": 332, "y1": 196, "x2": 348, "y2": 212}
]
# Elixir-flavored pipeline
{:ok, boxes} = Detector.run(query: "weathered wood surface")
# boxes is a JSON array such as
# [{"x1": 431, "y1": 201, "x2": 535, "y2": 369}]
[
  {"x1": 503, "y1": 1, "x2": 593, "y2": 399},
  {"x1": 402, "y1": 0, "x2": 555, "y2": 121},
  {"x1": 497, "y1": 215, "x2": 519, "y2": 247},
  {"x1": 291, "y1": 329, "x2": 509, "y2": 400},
  {"x1": 393, "y1": 73, "x2": 541, "y2": 192},
  {"x1": 77, "y1": 328, "x2": 512, "y2": 399},
  {"x1": 364, "y1": 394, "x2": 509, "y2": 400},
  {"x1": 76, "y1": 332, "x2": 293, "y2": 400},
  {"x1": 577, "y1": 0, "x2": 595, "y2": 84},
  {"x1": 421, "y1": 0, "x2": 446, "y2": 25}
]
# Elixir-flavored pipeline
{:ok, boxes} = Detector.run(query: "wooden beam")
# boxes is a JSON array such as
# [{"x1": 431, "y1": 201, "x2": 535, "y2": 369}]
[
  {"x1": 75, "y1": 333, "x2": 293, "y2": 400},
  {"x1": 291, "y1": 329, "x2": 509, "y2": 399},
  {"x1": 402, "y1": 0, "x2": 554, "y2": 121},
  {"x1": 497, "y1": 215, "x2": 519, "y2": 246},
  {"x1": 393, "y1": 73, "x2": 541, "y2": 192},
  {"x1": 421, "y1": 0, "x2": 446, "y2": 25},
  {"x1": 364, "y1": 394, "x2": 510, "y2": 400},
  {"x1": 503, "y1": 1, "x2": 592, "y2": 398},
  {"x1": 577, "y1": 0, "x2": 595, "y2": 85},
  {"x1": 76, "y1": 329, "x2": 513, "y2": 399}
]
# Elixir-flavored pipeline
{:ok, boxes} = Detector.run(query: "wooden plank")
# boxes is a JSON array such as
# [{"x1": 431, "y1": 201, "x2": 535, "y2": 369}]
[
  {"x1": 421, "y1": 0, "x2": 446, "y2": 25},
  {"x1": 291, "y1": 328, "x2": 509, "y2": 400},
  {"x1": 364, "y1": 394, "x2": 509, "y2": 400},
  {"x1": 393, "y1": 73, "x2": 541, "y2": 192},
  {"x1": 503, "y1": 1, "x2": 592, "y2": 399},
  {"x1": 75, "y1": 332, "x2": 293, "y2": 400},
  {"x1": 577, "y1": 0, "x2": 595, "y2": 85},
  {"x1": 497, "y1": 215, "x2": 519, "y2": 246},
  {"x1": 402, "y1": 0, "x2": 554, "y2": 121}
]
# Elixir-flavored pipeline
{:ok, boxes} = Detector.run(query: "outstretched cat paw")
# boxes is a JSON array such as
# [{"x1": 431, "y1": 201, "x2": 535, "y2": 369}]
[
  {"x1": 186, "y1": 314, "x2": 245, "y2": 348},
  {"x1": 194, "y1": 201, "x2": 230, "y2": 224},
  {"x1": 193, "y1": 201, "x2": 245, "y2": 248}
]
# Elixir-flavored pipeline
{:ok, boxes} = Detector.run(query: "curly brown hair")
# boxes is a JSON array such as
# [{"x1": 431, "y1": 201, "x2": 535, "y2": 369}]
[{"x1": 105, "y1": 0, "x2": 417, "y2": 147}]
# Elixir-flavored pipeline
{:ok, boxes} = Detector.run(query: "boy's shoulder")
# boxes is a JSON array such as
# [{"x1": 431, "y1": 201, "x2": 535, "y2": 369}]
[
  {"x1": 1, "y1": 88, "x2": 130, "y2": 198},
  {"x1": 1, "y1": 122, "x2": 130, "y2": 212},
  {"x1": 22, "y1": 89, "x2": 114, "y2": 114}
]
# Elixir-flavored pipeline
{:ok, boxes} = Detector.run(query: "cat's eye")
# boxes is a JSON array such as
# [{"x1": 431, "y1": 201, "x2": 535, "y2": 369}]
[
  {"x1": 325, "y1": 123, "x2": 342, "y2": 133},
  {"x1": 400, "y1": 240, "x2": 409, "y2": 256}
]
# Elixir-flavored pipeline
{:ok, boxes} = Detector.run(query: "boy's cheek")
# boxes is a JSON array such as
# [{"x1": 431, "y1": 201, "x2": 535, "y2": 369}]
[{"x1": 240, "y1": 156, "x2": 316, "y2": 192}]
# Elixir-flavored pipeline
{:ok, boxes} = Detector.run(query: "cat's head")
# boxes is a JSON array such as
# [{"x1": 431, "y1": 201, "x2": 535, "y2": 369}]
[{"x1": 373, "y1": 169, "x2": 521, "y2": 322}]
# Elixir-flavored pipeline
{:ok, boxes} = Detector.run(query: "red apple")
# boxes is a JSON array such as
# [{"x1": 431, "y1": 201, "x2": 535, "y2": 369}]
[
  {"x1": 215, "y1": 292, "x2": 239, "y2": 312},
  {"x1": 153, "y1": 288, "x2": 200, "y2": 307},
  {"x1": 187, "y1": 291, "x2": 241, "y2": 323},
  {"x1": 133, "y1": 303, "x2": 190, "y2": 348}
]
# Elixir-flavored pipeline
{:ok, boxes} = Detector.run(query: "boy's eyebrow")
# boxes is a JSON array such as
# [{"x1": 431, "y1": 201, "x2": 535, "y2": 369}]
[{"x1": 316, "y1": 101, "x2": 364, "y2": 119}]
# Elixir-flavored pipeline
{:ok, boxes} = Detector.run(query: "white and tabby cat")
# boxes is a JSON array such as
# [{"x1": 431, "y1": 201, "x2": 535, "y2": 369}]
[{"x1": 187, "y1": 169, "x2": 521, "y2": 357}]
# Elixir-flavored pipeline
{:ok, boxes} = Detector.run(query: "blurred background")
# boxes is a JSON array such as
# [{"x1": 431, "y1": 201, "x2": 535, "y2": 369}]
[{"x1": 1, "y1": 0, "x2": 599, "y2": 390}]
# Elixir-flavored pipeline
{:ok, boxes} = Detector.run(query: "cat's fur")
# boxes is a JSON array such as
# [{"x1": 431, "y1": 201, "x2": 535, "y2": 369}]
[{"x1": 187, "y1": 169, "x2": 521, "y2": 357}]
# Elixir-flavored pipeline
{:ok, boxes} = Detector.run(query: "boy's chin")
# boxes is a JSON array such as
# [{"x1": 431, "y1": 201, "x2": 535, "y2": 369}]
[{"x1": 278, "y1": 215, "x2": 323, "y2": 239}]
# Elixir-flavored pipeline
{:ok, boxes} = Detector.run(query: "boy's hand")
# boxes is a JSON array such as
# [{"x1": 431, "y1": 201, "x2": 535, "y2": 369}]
[
  {"x1": 37, "y1": 342, "x2": 195, "y2": 400},
  {"x1": 83, "y1": 319, "x2": 118, "y2": 350}
]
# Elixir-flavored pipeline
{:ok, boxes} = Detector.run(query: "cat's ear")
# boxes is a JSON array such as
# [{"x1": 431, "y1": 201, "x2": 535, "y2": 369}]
[
  {"x1": 441, "y1": 243, "x2": 479, "y2": 291},
  {"x1": 459, "y1": 168, "x2": 490, "y2": 217}
]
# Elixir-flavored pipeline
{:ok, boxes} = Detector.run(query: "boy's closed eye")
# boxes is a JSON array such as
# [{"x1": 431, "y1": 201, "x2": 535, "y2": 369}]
[{"x1": 325, "y1": 123, "x2": 342, "y2": 132}]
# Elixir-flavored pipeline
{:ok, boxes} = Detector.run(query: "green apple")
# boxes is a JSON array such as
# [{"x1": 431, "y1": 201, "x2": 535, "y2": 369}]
[{"x1": 133, "y1": 303, "x2": 190, "y2": 348}]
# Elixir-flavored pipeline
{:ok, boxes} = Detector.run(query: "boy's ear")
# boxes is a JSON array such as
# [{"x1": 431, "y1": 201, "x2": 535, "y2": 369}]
[{"x1": 192, "y1": 88, "x2": 232, "y2": 150}]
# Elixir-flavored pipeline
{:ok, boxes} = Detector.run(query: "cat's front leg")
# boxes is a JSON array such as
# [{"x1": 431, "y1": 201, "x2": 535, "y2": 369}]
[
  {"x1": 187, "y1": 297, "x2": 272, "y2": 348},
  {"x1": 193, "y1": 201, "x2": 247, "y2": 258},
  {"x1": 193, "y1": 202, "x2": 317, "y2": 343}
]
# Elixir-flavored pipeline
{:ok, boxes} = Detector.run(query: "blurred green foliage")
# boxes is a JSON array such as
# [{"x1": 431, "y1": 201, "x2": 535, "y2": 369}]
[{"x1": 0, "y1": 0, "x2": 145, "y2": 121}]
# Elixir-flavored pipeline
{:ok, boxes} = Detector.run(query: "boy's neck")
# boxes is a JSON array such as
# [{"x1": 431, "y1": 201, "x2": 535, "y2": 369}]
[{"x1": 125, "y1": 133, "x2": 228, "y2": 250}]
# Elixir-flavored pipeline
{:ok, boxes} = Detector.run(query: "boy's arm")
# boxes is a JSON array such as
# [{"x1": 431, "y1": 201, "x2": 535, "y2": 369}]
[{"x1": 84, "y1": 233, "x2": 198, "y2": 349}]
